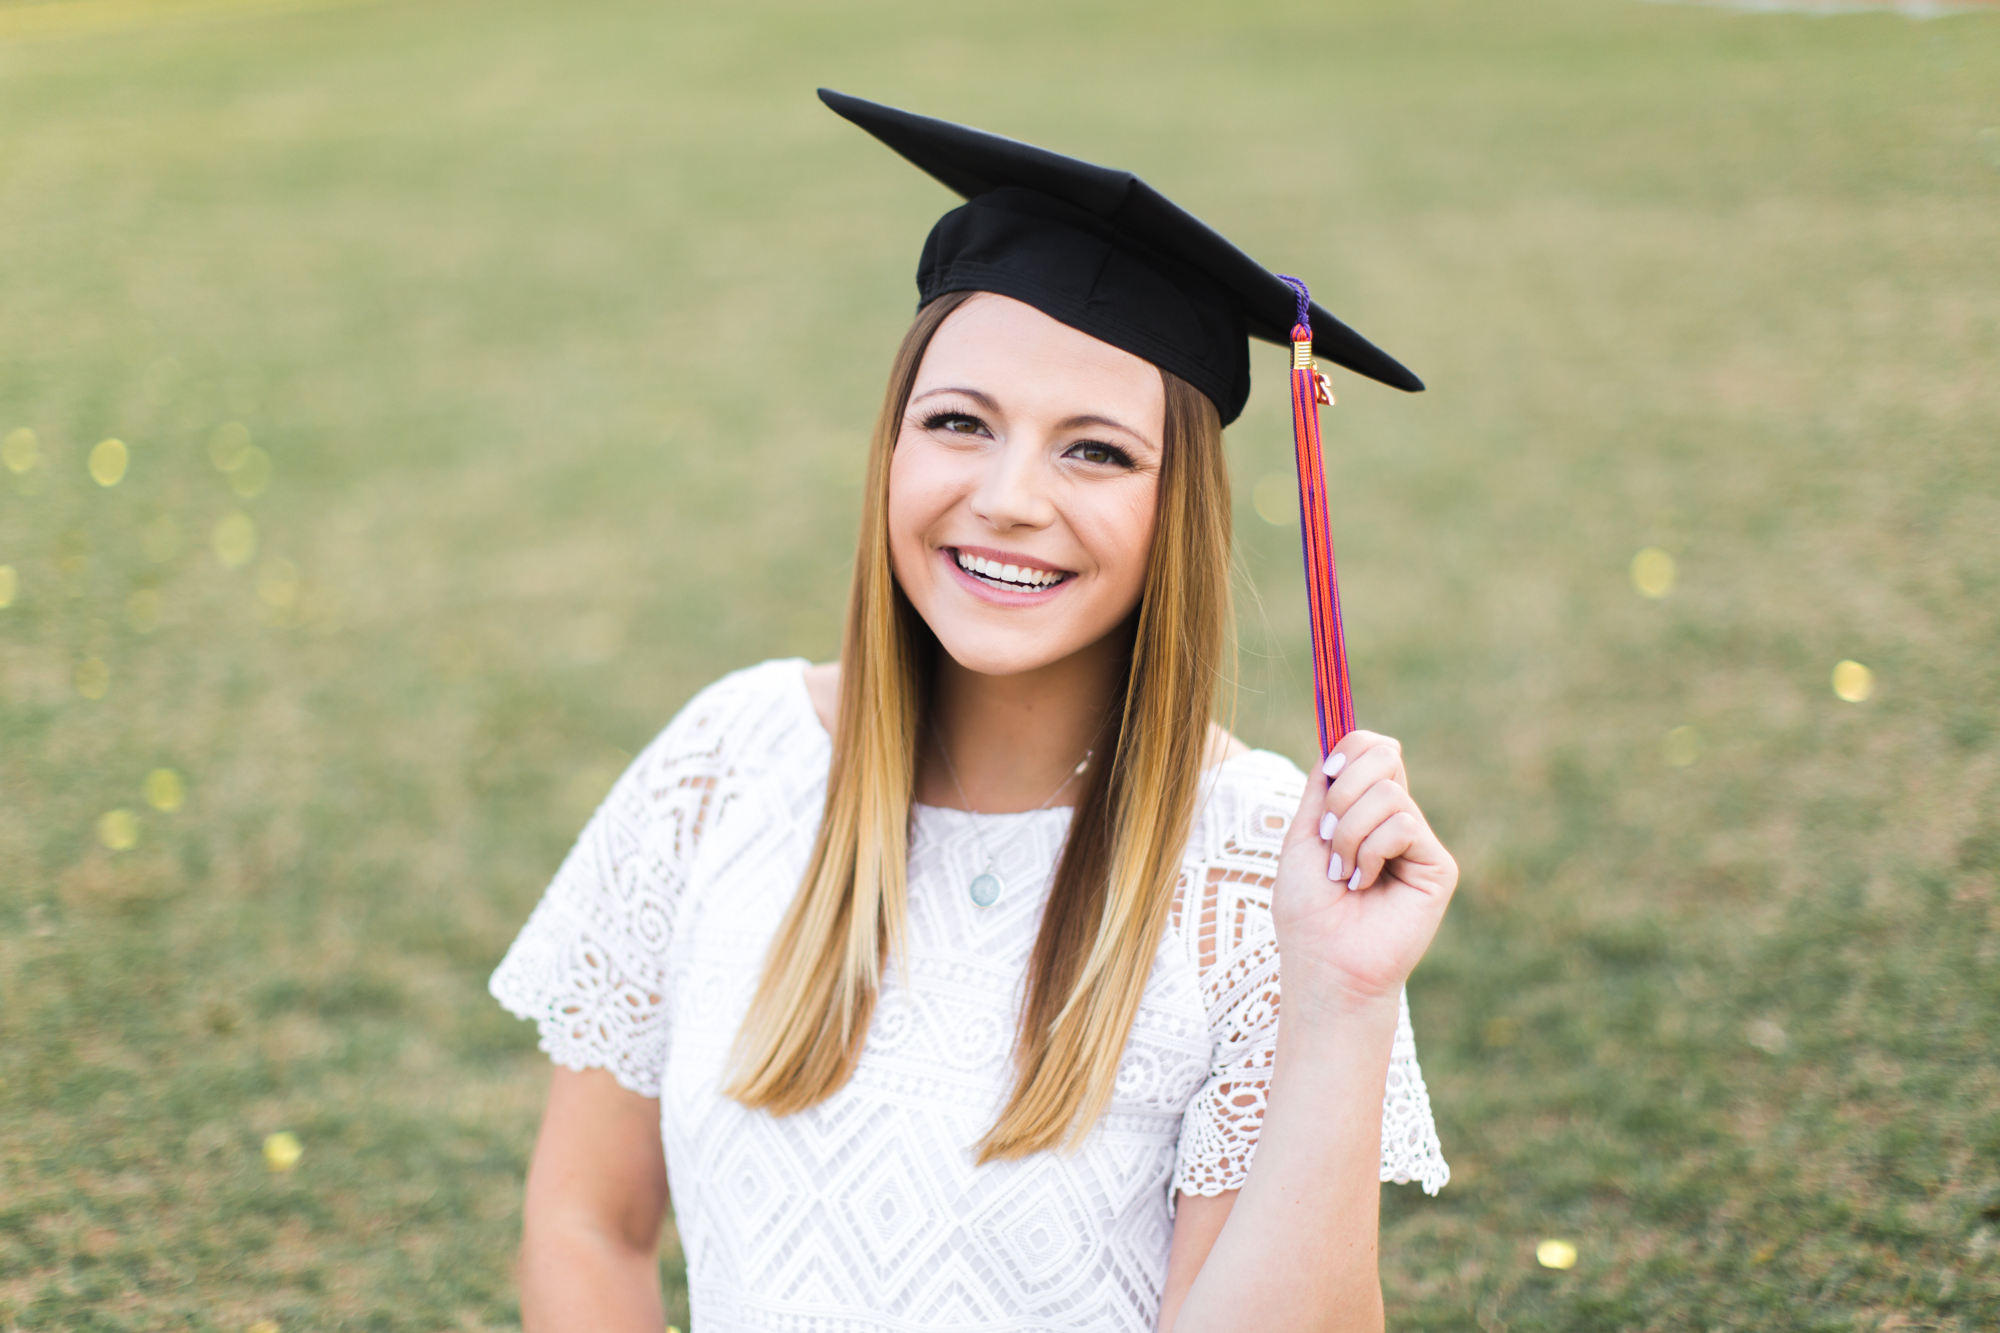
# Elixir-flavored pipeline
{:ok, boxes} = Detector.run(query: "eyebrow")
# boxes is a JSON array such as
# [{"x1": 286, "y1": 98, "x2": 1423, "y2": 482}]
[{"x1": 910, "y1": 387, "x2": 1159, "y2": 451}]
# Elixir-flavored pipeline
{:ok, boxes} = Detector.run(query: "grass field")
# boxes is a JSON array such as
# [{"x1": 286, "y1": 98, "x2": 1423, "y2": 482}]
[{"x1": 2, "y1": 0, "x2": 1997, "y2": 1329}]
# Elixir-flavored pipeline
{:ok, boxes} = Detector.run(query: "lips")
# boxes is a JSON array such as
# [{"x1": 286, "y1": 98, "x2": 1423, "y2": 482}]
[
  {"x1": 952, "y1": 548, "x2": 1069, "y2": 590},
  {"x1": 941, "y1": 546, "x2": 1076, "y2": 600}
]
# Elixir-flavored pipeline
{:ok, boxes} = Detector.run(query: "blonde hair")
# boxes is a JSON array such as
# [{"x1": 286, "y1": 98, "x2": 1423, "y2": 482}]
[{"x1": 725, "y1": 291, "x2": 1232, "y2": 1160}]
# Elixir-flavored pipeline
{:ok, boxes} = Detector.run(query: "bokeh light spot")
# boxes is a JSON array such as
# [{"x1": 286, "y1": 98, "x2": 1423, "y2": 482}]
[
  {"x1": 228, "y1": 447, "x2": 272, "y2": 498},
  {"x1": 142, "y1": 514, "x2": 182, "y2": 563},
  {"x1": 1630, "y1": 547, "x2": 1675, "y2": 598},
  {"x1": 257, "y1": 558, "x2": 300, "y2": 607},
  {"x1": 76, "y1": 656, "x2": 110, "y2": 699},
  {"x1": 263, "y1": 1132, "x2": 303, "y2": 1172},
  {"x1": 89, "y1": 438, "x2": 129, "y2": 487},
  {"x1": 144, "y1": 768, "x2": 185, "y2": 812},
  {"x1": 208, "y1": 421, "x2": 252, "y2": 471},
  {"x1": 1661, "y1": 725, "x2": 1700, "y2": 767},
  {"x1": 0, "y1": 565, "x2": 16, "y2": 609},
  {"x1": 97, "y1": 808, "x2": 140, "y2": 851},
  {"x1": 1833, "y1": 660, "x2": 1874, "y2": 703},
  {"x1": 213, "y1": 512, "x2": 258, "y2": 568},
  {"x1": 2, "y1": 426, "x2": 36, "y2": 473},
  {"x1": 128, "y1": 588, "x2": 162, "y2": 632},
  {"x1": 248, "y1": 1322, "x2": 280, "y2": 1333},
  {"x1": 1251, "y1": 472, "x2": 1295, "y2": 526},
  {"x1": 1536, "y1": 1239, "x2": 1578, "y2": 1270}
]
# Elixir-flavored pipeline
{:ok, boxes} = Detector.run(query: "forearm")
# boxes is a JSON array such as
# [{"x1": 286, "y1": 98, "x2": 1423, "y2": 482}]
[
  {"x1": 520, "y1": 1212, "x2": 665, "y2": 1333},
  {"x1": 1169, "y1": 994, "x2": 1399, "y2": 1333}
]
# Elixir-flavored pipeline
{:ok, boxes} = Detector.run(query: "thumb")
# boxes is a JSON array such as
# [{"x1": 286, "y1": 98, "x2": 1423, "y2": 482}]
[{"x1": 1281, "y1": 765, "x2": 1327, "y2": 856}]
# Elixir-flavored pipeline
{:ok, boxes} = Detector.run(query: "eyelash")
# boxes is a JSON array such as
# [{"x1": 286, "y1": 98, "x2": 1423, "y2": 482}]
[
  {"x1": 920, "y1": 411, "x2": 985, "y2": 436},
  {"x1": 918, "y1": 412, "x2": 1135, "y2": 469}
]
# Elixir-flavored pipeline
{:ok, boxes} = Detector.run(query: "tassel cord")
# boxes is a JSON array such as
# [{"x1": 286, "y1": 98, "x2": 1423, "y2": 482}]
[{"x1": 1276, "y1": 276, "x2": 1356, "y2": 761}]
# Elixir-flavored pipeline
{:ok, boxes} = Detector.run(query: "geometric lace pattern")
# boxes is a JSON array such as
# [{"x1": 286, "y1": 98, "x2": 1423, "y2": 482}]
[{"x1": 491, "y1": 659, "x2": 1447, "y2": 1332}]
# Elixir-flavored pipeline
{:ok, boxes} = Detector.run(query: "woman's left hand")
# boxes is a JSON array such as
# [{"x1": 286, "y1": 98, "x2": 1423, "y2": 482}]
[{"x1": 1270, "y1": 729, "x2": 1458, "y2": 1018}]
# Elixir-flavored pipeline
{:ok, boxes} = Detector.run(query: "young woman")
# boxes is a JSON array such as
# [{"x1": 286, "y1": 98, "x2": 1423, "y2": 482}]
[{"x1": 492, "y1": 93, "x2": 1454, "y2": 1333}]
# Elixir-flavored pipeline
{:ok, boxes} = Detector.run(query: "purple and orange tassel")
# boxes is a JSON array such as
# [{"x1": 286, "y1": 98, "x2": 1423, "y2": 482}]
[{"x1": 1277, "y1": 276, "x2": 1356, "y2": 763}]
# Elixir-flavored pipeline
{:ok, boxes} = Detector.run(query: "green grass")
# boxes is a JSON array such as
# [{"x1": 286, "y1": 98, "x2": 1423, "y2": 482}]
[{"x1": 2, "y1": 0, "x2": 1996, "y2": 1328}]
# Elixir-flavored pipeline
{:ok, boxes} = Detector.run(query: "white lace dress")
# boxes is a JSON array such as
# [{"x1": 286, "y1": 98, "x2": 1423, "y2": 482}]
[{"x1": 491, "y1": 659, "x2": 1447, "y2": 1332}]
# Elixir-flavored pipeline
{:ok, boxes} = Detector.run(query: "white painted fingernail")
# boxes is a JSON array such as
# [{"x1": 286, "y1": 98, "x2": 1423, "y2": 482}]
[
  {"x1": 1347, "y1": 868, "x2": 1363, "y2": 891},
  {"x1": 1327, "y1": 851, "x2": 1343, "y2": 881},
  {"x1": 1319, "y1": 812, "x2": 1336, "y2": 841},
  {"x1": 1322, "y1": 752, "x2": 1347, "y2": 778}
]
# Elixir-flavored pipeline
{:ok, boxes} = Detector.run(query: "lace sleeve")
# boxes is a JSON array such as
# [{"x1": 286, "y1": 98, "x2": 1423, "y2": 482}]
[
  {"x1": 487, "y1": 676, "x2": 739, "y2": 1097},
  {"x1": 1173, "y1": 757, "x2": 1450, "y2": 1200}
]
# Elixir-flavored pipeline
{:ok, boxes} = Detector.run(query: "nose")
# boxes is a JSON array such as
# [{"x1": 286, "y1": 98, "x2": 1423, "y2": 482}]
[{"x1": 968, "y1": 434, "x2": 1056, "y2": 533}]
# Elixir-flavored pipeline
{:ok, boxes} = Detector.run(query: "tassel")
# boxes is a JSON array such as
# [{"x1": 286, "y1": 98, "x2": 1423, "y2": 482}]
[{"x1": 1277, "y1": 275, "x2": 1355, "y2": 761}]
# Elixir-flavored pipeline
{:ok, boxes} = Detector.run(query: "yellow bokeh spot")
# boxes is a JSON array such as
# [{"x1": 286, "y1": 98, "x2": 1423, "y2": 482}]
[
  {"x1": 89, "y1": 438, "x2": 129, "y2": 487},
  {"x1": 248, "y1": 1322, "x2": 280, "y2": 1333},
  {"x1": 0, "y1": 565, "x2": 16, "y2": 609},
  {"x1": 97, "y1": 808, "x2": 140, "y2": 851},
  {"x1": 1251, "y1": 472, "x2": 1295, "y2": 526},
  {"x1": 213, "y1": 512, "x2": 258, "y2": 568},
  {"x1": 143, "y1": 514, "x2": 182, "y2": 563},
  {"x1": 257, "y1": 558, "x2": 300, "y2": 607},
  {"x1": 1661, "y1": 725, "x2": 1700, "y2": 768},
  {"x1": 144, "y1": 768, "x2": 185, "y2": 812},
  {"x1": 228, "y1": 447, "x2": 272, "y2": 498},
  {"x1": 1832, "y1": 660, "x2": 1874, "y2": 703},
  {"x1": 76, "y1": 656, "x2": 110, "y2": 699},
  {"x1": 1630, "y1": 547, "x2": 1675, "y2": 599},
  {"x1": 1536, "y1": 1238, "x2": 1578, "y2": 1270},
  {"x1": 208, "y1": 421, "x2": 252, "y2": 471},
  {"x1": 2, "y1": 426, "x2": 36, "y2": 474},
  {"x1": 128, "y1": 588, "x2": 162, "y2": 632},
  {"x1": 263, "y1": 1132, "x2": 303, "y2": 1172}
]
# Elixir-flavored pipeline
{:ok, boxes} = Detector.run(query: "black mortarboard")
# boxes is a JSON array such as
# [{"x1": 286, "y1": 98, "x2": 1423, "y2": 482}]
[{"x1": 818, "y1": 88, "x2": 1423, "y2": 427}]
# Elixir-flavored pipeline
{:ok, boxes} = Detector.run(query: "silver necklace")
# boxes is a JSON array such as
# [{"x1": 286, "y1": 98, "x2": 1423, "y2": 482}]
[{"x1": 931, "y1": 724, "x2": 1091, "y2": 908}]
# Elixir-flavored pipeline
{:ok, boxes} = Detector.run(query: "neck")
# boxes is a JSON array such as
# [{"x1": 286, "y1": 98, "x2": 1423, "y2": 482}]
[{"x1": 918, "y1": 632, "x2": 1128, "y2": 813}]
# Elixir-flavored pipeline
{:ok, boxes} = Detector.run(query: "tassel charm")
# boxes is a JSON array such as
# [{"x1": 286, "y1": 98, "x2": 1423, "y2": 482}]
[{"x1": 1277, "y1": 276, "x2": 1357, "y2": 761}]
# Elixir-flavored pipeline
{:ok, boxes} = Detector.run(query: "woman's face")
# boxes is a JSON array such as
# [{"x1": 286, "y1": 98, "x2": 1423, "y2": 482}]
[{"x1": 888, "y1": 293, "x2": 1166, "y2": 679}]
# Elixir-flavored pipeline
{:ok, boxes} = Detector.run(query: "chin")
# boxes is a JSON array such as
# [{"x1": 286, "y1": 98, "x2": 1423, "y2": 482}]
[
  {"x1": 927, "y1": 622, "x2": 1098, "y2": 678},
  {"x1": 932, "y1": 635, "x2": 1070, "y2": 678}
]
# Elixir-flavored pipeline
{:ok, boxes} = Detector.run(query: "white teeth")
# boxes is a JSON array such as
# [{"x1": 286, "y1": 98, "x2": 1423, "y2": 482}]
[{"x1": 956, "y1": 551, "x2": 1063, "y2": 588}]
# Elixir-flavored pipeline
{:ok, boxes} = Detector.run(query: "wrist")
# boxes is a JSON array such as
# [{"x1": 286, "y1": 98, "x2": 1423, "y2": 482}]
[{"x1": 1279, "y1": 966, "x2": 1403, "y2": 1031}]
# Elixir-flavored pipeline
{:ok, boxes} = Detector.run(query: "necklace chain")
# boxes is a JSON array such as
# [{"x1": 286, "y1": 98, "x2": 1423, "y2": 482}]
[{"x1": 930, "y1": 722, "x2": 1090, "y2": 907}]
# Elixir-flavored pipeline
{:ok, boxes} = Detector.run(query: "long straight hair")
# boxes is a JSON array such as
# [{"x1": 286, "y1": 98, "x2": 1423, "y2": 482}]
[{"x1": 725, "y1": 291, "x2": 1232, "y2": 1160}]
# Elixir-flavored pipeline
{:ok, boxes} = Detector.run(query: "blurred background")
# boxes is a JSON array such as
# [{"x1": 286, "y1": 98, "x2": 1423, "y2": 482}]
[{"x1": 2, "y1": 0, "x2": 1996, "y2": 1329}]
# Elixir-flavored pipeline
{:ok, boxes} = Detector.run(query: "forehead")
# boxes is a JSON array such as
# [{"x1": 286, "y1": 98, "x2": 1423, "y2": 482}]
[{"x1": 916, "y1": 294, "x2": 1165, "y2": 436}]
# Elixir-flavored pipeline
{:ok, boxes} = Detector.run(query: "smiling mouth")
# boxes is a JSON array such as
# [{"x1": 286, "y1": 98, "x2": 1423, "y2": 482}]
[{"x1": 951, "y1": 549, "x2": 1072, "y2": 591}]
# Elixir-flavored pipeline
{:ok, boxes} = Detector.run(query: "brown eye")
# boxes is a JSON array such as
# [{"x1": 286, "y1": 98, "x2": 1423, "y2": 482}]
[
  {"x1": 1067, "y1": 440, "x2": 1130, "y2": 467},
  {"x1": 920, "y1": 411, "x2": 985, "y2": 436}
]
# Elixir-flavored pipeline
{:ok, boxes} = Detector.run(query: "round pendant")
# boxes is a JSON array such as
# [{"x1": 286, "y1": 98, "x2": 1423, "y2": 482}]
[{"x1": 968, "y1": 872, "x2": 1002, "y2": 908}]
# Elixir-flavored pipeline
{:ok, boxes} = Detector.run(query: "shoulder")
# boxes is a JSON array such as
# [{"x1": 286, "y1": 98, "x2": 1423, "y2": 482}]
[
  {"x1": 621, "y1": 658, "x2": 825, "y2": 801},
  {"x1": 1184, "y1": 746, "x2": 1308, "y2": 866}
]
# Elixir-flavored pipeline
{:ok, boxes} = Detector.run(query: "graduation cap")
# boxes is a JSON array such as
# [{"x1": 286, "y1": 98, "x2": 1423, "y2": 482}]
[{"x1": 822, "y1": 88, "x2": 1426, "y2": 757}]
